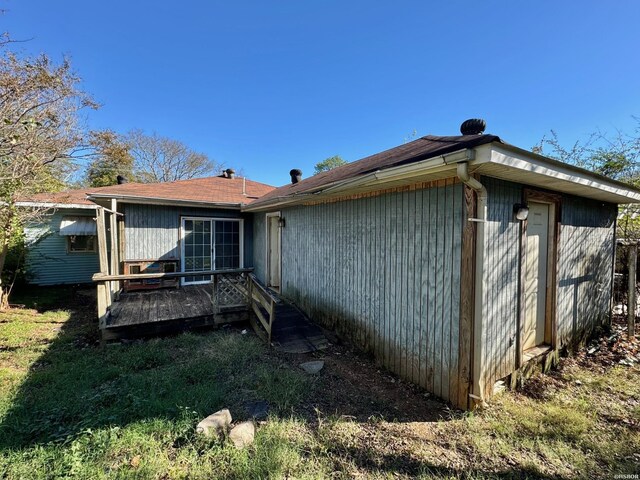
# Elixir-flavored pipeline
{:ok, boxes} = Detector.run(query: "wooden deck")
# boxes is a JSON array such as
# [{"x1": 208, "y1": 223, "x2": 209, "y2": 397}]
[
  {"x1": 103, "y1": 285, "x2": 248, "y2": 341},
  {"x1": 101, "y1": 280, "x2": 328, "y2": 352}
]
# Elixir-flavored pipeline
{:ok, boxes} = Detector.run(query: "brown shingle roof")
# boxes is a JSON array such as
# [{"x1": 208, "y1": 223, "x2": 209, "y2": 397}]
[
  {"x1": 246, "y1": 134, "x2": 501, "y2": 209},
  {"x1": 25, "y1": 176, "x2": 275, "y2": 207},
  {"x1": 23, "y1": 186, "x2": 109, "y2": 206}
]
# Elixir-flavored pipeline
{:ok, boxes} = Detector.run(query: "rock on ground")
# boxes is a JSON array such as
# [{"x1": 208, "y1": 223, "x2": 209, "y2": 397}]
[
  {"x1": 196, "y1": 409, "x2": 232, "y2": 438},
  {"x1": 299, "y1": 360, "x2": 324, "y2": 374},
  {"x1": 229, "y1": 421, "x2": 255, "y2": 449}
]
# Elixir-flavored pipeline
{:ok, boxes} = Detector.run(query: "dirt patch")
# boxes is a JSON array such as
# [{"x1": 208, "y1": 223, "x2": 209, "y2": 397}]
[{"x1": 278, "y1": 342, "x2": 451, "y2": 423}]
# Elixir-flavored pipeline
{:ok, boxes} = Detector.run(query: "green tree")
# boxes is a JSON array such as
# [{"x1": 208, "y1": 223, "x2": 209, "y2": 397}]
[
  {"x1": 535, "y1": 123, "x2": 640, "y2": 184},
  {"x1": 535, "y1": 120, "x2": 640, "y2": 242},
  {"x1": 0, "y1": 49, "x2": 96, "y2": 307},
  {"x1": 314, "y1": 155, "x2": 347, "y2": 174},
  {"x1": 85, "y1": 129, "x2": 135, "y2": 186}
]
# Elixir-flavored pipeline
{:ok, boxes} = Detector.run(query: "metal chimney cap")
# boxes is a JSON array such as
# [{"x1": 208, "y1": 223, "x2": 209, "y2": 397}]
[
  {"x1": 460, "y1": 118, "x2": 487, "y2": 135},
  {"x1": 116, "y1": 175, "x2": 127, "y2": 184}
]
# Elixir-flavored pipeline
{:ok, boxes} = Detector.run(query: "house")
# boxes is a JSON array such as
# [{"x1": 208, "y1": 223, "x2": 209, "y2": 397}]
[
  {"x1": 18, "y1": 189, "x2": 102, "y2": 285},
  {"x1": 19, "y1": 173, "x2": 275, "y2": 286},
  {"x1": 244, "y1": 120, "x2": 640, "y2": 409},
  {"x1": 19, "y1": 119, "x2": 640, "y2": 409}
]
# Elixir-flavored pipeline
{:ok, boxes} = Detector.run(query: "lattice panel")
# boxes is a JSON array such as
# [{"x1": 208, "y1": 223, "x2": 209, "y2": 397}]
[{"x1": 213, "y1": 272, "x2": 249, "y2": 310}]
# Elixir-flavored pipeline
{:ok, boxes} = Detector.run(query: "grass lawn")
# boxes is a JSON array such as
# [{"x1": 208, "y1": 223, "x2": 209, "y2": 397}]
[{"x1": 0, "y1": 286, "x2": 638, "y2": 479}]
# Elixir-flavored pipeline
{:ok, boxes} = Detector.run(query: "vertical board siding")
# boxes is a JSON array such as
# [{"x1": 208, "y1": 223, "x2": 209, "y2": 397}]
[
  {"x1": 252, "y1": 212, "x2": 267, "y2": 283},
  {"x1": 25, "y1": 208, "x2": 100, "y2": 285},
  {"x1": 557, "y1": 195, "x2": 616, "y2": 345},
  {"x1": 481, "y1": 178, "x2": 617, "y2": 394},
  {"x1": 278, "y1": 183, "x2": 465, "y2": 404},
  {"x1": 123, "y1": 204, "x2": 252, "y2": 267},
  {"x1": 481, "y1": 178, "x2": 522, "y2": 391}
]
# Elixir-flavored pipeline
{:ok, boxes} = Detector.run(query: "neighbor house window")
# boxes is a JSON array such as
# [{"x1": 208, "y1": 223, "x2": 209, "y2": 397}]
[{"x1": 67, "y1": 235, "x2": 96, "y2": 253}]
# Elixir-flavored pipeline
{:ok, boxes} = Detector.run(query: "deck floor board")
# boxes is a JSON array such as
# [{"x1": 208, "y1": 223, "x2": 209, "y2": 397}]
[{"x1": 107, "y1": 286, "x2": 215, "y2": 328}]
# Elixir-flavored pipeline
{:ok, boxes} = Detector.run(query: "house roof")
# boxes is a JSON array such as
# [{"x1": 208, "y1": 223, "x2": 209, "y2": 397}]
[
  {"x1": 246, "y1": 135, "x2": 500, "y2": 210},
  {"x1": 21, "y1": 176, "x2": 275, "y2": 209},
  {"x1": 244, "y1": 133, "x2": 640, "y2": 210},
  {"x1": 18, "y1": 188, "x2": 103, "y2": 209}
]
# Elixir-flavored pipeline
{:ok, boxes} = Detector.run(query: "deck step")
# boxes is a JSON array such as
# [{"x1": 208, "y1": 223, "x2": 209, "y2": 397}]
[{"x1": 267, "y1": 300, "x2": 329, "y2": 354}]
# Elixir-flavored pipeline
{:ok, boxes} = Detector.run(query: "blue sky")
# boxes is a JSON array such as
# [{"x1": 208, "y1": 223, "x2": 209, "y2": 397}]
[{"x1": 4, "y1": 1, "x2": 640, "y2": 186}]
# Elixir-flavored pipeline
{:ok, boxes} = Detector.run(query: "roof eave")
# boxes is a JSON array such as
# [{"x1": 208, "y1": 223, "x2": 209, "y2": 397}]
[
  {"x1": 474, "y1": 144, "x2": 640, "y2": 204},
  {"x1": 87, "y1": 193, "x2": 245, "y2": 210},
  {"x1": 15, "y1": 201, "x2": 97, "y2": 210}
]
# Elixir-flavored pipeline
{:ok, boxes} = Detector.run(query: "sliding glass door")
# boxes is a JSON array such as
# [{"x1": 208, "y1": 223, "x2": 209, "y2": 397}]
[{"x1": 181, "y1": 217, "x2": 243, "y2": 285}]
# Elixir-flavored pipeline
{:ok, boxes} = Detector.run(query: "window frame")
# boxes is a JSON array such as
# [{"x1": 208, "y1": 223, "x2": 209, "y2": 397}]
[
  {"x1": 66, "y1": 235, "x2": 97, "y2": 254},
  {"x1": 179, "y1": 216, "x2": 244, "y2": 286}
]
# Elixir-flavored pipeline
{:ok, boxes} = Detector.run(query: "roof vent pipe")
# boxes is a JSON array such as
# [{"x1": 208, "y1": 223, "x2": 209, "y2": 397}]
[
  {"x1": 116, "y1": 175, "x2": 127, "y2": 185},
  {"x1": 460, "y1": 118, "x2": 487, "y2": 135},
  {"x1": 225, "y1": 168, "x2": 236, "y2": 179},
  {"x1": 290, "y1": 169, "x2": 302, "y2": 184}
]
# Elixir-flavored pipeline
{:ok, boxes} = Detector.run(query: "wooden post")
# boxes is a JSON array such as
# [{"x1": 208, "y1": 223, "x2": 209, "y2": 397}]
[
  {"x1": 629, "y1": 244, "x2": 637, "y2": 340},
  {"x1": 247, "y1": 274, "x2": 254, "y2": 308},
  {"x1": 109, "y1": 198, "x2": 120, "y2": 297},
  {"x1": 96, "y1": 207, "x2": 111, "y2": 329},
  {"x1": 212, "y1": 273, "x2": 219, "y2": 314},
  {"x1": 268, "y1": 298, "x2": 275, "y2": 344}
]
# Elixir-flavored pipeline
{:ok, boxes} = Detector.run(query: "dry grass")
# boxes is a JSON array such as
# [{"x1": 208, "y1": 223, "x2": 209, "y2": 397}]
[{"x1": 0, "y1": 286, "x2": 638, "y2": 479}]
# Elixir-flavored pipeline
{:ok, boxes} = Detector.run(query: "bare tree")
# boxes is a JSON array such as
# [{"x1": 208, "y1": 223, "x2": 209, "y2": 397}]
[
  {"x1": 128, "y1": 130, "x2": 221, "y2": 183},
  {"x1": 0, "y1": 50, "x2": 97, "y2": 307}
]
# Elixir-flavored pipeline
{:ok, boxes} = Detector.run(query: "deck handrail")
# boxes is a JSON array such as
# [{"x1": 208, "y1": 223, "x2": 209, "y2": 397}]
[
  {"x1": 92, "y1": 268, "x2": 254, "y2": 282},
  {"x1": 248, "y1": 273, "x2": 279, "y2": 304},
  {"x1": 247, "y1": 274, "x2": 276, "y2": 343}
]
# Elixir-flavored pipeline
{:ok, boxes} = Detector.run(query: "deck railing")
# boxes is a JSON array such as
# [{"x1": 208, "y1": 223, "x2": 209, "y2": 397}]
[
  {"x1": 92, "y1": 268, "x2": 255, "y2": 328},
  {"x1": 247, "y1": 274, "x2": 278, "y2": 343}
]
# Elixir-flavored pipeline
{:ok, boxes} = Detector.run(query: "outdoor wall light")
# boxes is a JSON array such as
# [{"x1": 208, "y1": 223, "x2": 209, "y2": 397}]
[
  {"x1": 278, "y1": 217, "x2": 286, "y2": 228},
  {"x1": 513, "y1": 203, "x2": 529, "y2": 221}
]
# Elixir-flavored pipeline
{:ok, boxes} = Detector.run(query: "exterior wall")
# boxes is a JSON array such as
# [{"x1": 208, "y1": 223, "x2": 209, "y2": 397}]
[
  {"x1": 480, "y1": 177, "x2": 617, "y2": 392},
  {"x1": 481, "y1": 178, "x2": 522, "y2": 391},
  {"x1": 25, "y1": 208, "x2": 100, "y2": 285},
  {"x1": 278, "y1": 181, "x2": 465, "y2": 404},
  {"x1": 251, "y1": 176, "x2": 618, "y2": 406},
  {"x1": 556, "y1": 195, "x2": 616, "y2": 345},
  {"x1": 122, "y1": 204, "x2": 254, "y2": 268}
]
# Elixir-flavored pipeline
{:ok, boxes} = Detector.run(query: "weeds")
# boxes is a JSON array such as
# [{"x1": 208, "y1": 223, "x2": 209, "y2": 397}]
[{"x1": 0, "y1": 287, "x2": 638, "y2": 479}]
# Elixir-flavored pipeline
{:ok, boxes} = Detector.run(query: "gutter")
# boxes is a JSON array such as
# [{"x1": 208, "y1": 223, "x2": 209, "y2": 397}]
[
  {"x1": 456, "y1": 162, "x2": 487, "y2": 408},
  {"x1": 244, "y1": 148, "x2": 476, "y2": 212}
]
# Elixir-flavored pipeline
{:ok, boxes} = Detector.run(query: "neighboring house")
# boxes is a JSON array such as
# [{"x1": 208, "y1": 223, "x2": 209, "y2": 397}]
[
  {"x1": 18, "y1": 190, "x2": 102, "y2": 285},
  {"x1": 19, "y1": 174, "x2": 274, "y2": 286},
  {"x1": 244, "y1": 121, "x2": 640, "y2": 409}
]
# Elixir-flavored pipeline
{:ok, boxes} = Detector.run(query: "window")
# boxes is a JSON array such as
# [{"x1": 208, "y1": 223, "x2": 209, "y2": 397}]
[
  {"x1": 181, "y1": 217, "x2": 243, "y2": 285},
  {"x1": 67, "y1": 235, "x2": 96, "y2": 253},
  {"x1": 214, "y1": 220, "x2": 240, "y2": 269}
]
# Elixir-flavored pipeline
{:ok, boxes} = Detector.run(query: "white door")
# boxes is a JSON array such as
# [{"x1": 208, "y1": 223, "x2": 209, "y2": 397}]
[
  {"x1": 523, "y1": 202, "x2": 549, "y2": 350},
  {"x1": 267, "y1": 215, "x2": 281, "y2": 289}
]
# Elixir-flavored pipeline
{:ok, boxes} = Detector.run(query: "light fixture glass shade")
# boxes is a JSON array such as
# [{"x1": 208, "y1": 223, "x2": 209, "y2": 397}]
[{"x1": 514, "y1": 203, "x2": 529, "y2": 221}]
